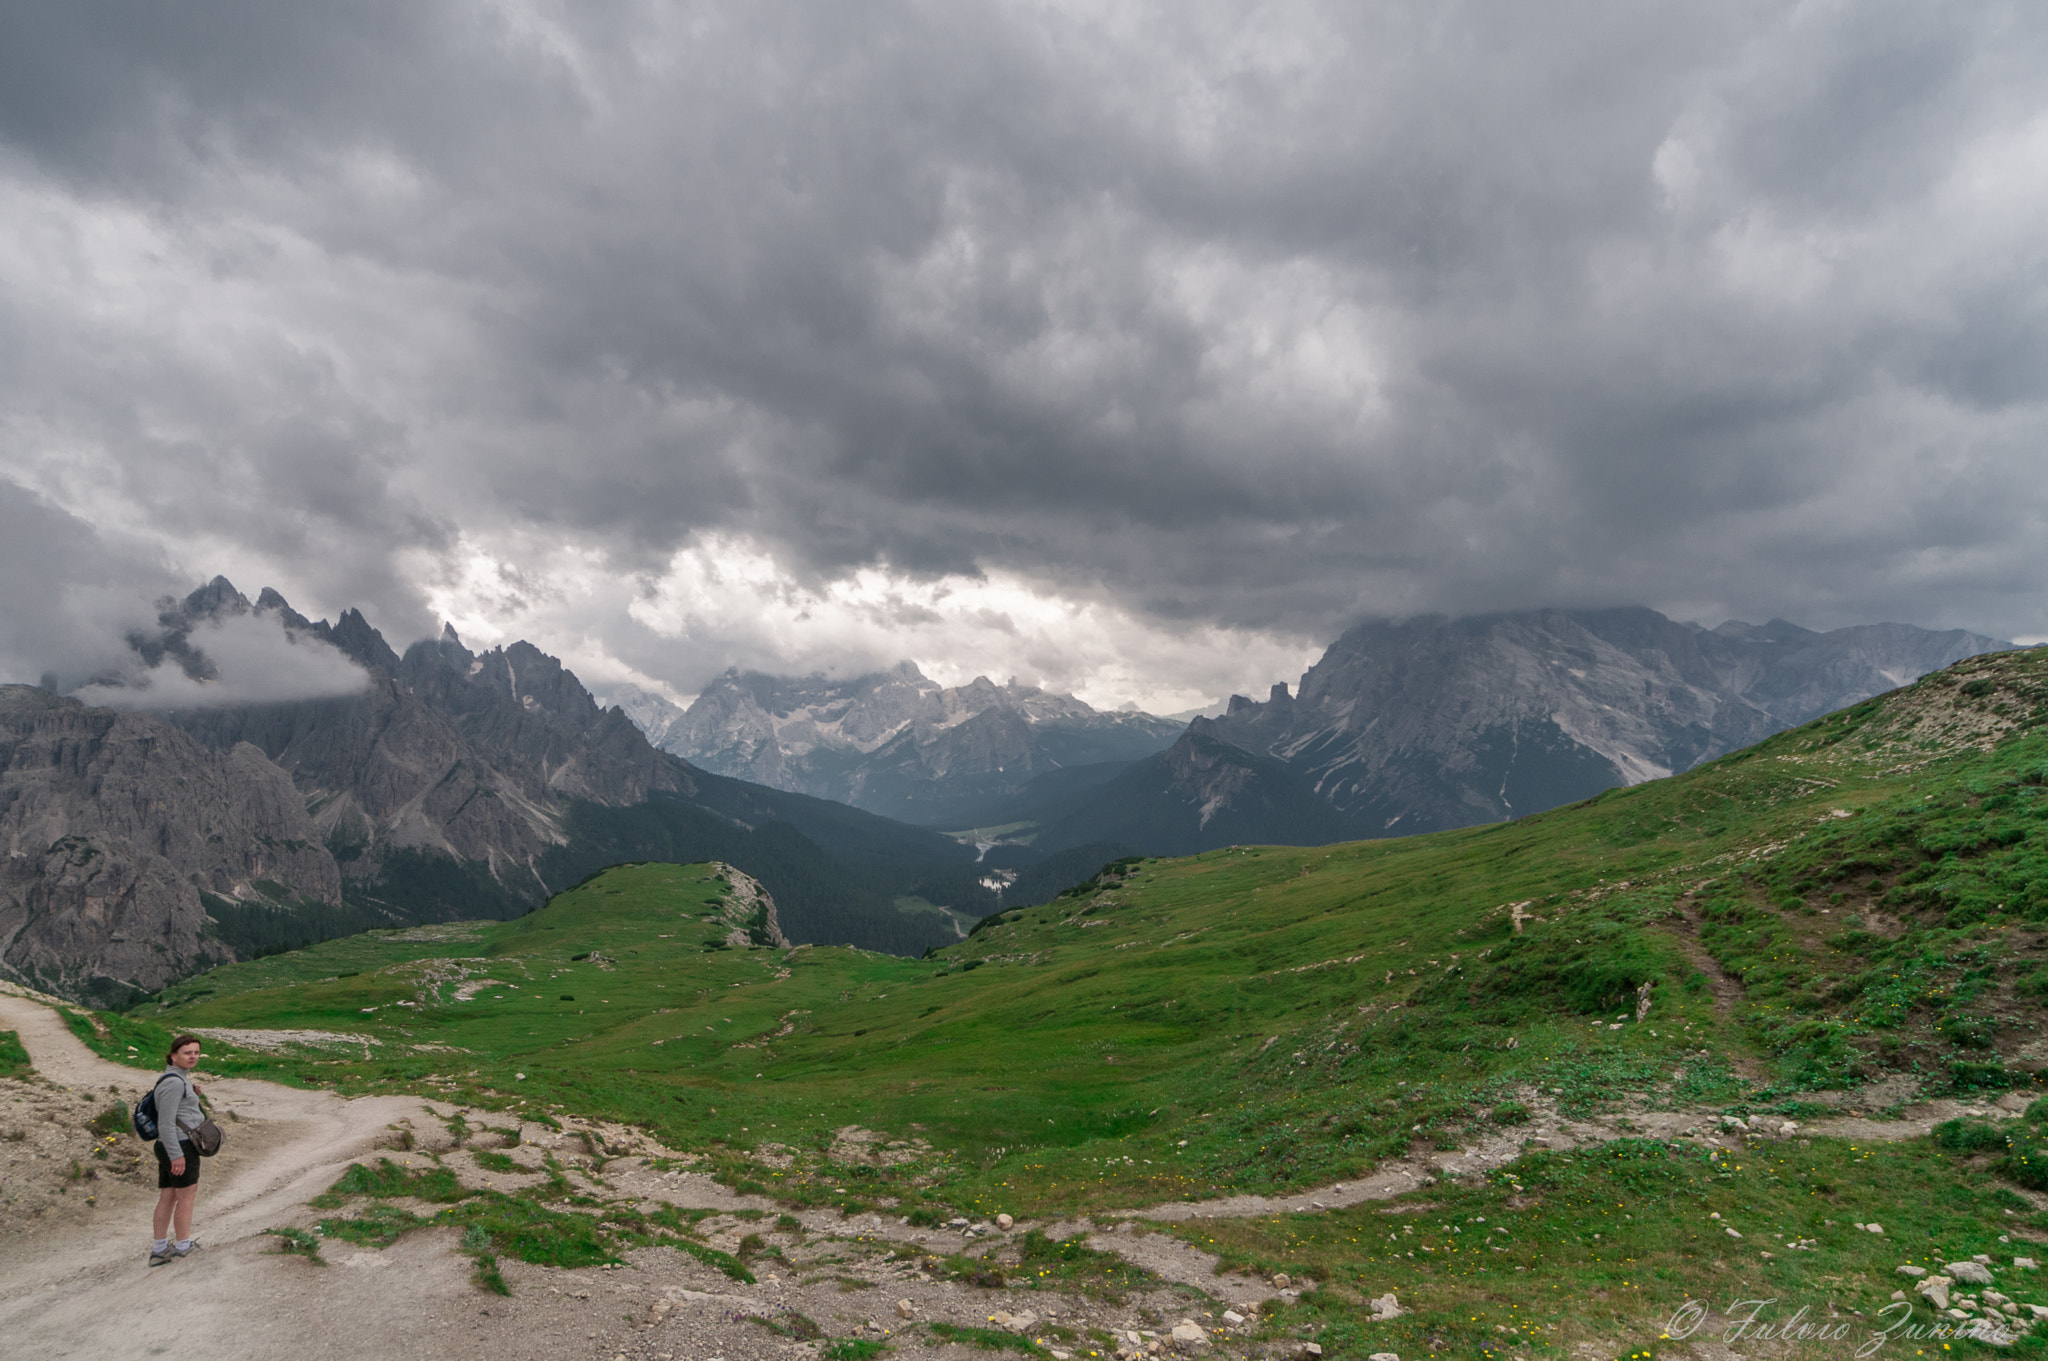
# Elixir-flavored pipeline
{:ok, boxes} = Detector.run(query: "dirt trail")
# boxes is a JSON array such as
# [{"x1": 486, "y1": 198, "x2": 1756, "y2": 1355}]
[
  {"x1": 0, "y1": 992, "x2": 467, "y2": 1361},
  {"x1": 0, "y1": 995, "x2": 1231, "y2": 1361},
  {"x1": 0, "y1": 989, "x2": 2021, "y2": 1361}
]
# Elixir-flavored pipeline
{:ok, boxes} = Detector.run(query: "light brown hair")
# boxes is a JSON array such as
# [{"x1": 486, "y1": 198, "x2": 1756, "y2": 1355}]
[{"x1": 165, "y1": 1034, "x2": 202, "y2": 1063}]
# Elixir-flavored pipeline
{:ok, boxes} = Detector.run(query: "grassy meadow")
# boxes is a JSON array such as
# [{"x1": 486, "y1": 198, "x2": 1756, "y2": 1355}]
[{"x1": 49, "y1": 645, "x2": 2048, "y2": 1355}]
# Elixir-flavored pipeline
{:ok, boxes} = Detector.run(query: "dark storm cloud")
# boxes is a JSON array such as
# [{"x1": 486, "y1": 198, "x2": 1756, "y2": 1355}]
[{"x1": 2, "y1": 0, "x2": 2045, "y2": 698}]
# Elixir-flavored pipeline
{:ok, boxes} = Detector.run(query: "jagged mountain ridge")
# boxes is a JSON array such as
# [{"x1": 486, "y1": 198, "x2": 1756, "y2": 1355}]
[
  {"x1": 0, "y1": 684, "x2": 346, "y2": 1002},
  {"x1": 1205, "y1": 607, "x2": 2013, "y2": 835},
  {"x1": 2, "y1": 580, "x2": 998, "y2": 1002},
  {"x1": 625, "y1": 663, "x2": 1184, "y2": 827}
]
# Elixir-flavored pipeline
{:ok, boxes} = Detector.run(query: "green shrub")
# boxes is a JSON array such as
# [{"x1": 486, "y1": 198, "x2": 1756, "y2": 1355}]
[
  {"x1": 88, "y1": 1102, "x2": 130, "y2": 1139},
  {"x1": 2003, "y1": 1139, "x2": 2048, "y2": 1191},
  {"x1": 1933, "y1": 1118, "x2": 2007, "y2": 1153},
  {"x1": 264, "y1": 1227, "x2": 325, "y2": 1262},
  {"x1": 326, "y1": 1157, "x2": 466, "y2": 1203},
  {"x1": 1950, "y1": 1060, "x2": 2018, "y2": 1091},
  {"x1": 1444, "y1": 919, "x2": 1675, "y2": 1018},
  {"x1": 927, "y1": 1322, "x2": 1042, "y2": 1354},
  {"x1": 823, "y1": 1342, "x2": 886, "y2": 1361}
]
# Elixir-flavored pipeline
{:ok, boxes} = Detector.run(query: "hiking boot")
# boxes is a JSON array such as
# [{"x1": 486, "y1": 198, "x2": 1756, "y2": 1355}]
[
  {"x1": 149, "y1": 1248, "x2": 175, "y2": 1267},
  {"x1": 172, "y1": 1241, "x2": 200, "y2": 1259}
]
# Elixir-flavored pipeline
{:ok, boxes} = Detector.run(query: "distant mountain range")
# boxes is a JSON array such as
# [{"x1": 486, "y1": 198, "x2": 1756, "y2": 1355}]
[
  {"x1": 1200, "y1": 609, "x2": 2012, "y2": 837},
  {"x1": 1, "y1": 580, "x2": 999, "y2": 1004},
  {"x1": 620, "y1": 609, "x2": 2011, "y2": 871},
  {"x1": 9, "y1": 592, "x2": 2012, "y2": 1004},
  {"x1": 612, "y1": 664, "x2": 1184, "y2": 828}
]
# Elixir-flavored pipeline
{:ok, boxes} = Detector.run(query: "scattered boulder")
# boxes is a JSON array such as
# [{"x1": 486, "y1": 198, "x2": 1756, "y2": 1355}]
[
  {"x1": 1368, "y1": 1292, "x2": 1404, "y2": 1321},
  {"x1": 996, "y1": 1213, "x2": 1015, "y2": 1230},
  {"x1": 1898, "y1": 1265, "x2": 1928, "y2": 1278},
  {"x1": 1917, "y1": 1276, "x2": 1953, "y2": 1310},
  {"x1": 896, "y1": 1299, "x2": 915, "y2": 1320},
  {"x1": 1950, "y1": 1261, "x2": 1996, "y2": 1285},
  {"x1": 1369, "y1": 1354, "x2": 1400, "y2": 1361},
  {"x1": 1272, "y1": 1273, "x2": 1291, "y2": 1290},
  {"x1": 1170, "y1": 1320, "x2": 1207, "y2": 1351},
  {"x1": 2018, "y1": 1257, "x2": 2040, "y2": 1270}
]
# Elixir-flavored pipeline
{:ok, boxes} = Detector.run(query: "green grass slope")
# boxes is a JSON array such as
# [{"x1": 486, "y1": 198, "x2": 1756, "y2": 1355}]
[{"x1": 124, "y1": 646, "x2": 2048, "y2": 1355}]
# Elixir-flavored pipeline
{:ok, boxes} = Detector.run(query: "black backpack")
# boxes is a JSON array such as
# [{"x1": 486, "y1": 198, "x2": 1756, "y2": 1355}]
[{"x1": 133, "y1": 1072, "x2": 189, "y2": 1143}]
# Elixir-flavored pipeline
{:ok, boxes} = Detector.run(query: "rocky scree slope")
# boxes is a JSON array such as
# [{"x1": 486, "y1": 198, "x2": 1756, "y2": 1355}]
[
  {"x1": 1207, "y1": 606, "x2": 2010, "y2": 836},
  {"x1": 620, "y1": 662, "x2": 1182, "y2": 827}
]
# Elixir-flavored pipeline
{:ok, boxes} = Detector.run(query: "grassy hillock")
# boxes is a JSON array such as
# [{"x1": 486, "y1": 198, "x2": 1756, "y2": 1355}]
[{"x1": 108, "y1": 645, "x2": 2048, "y2": 1355}]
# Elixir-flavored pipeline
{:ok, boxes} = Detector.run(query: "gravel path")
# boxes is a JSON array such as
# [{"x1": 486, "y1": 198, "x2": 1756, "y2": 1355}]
[{"x1": 1, "y1": 988, "x2": 2019, "y2": 1361}]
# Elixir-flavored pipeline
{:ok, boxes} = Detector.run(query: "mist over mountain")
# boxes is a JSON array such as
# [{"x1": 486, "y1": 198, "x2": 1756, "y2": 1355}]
[
  {"x1": 620, "y1": 664, "x2": 1184, "y2": 828},
  {"x1": 2, "y1": 579, "x2": 1001, "y2": 1004}
]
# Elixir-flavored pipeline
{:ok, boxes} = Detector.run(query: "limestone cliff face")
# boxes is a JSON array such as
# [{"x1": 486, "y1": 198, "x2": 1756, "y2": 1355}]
[
  {"x1": 164, "y1": 592, "x2": 690, "y2": 895},
  {"x1": 704, "y1": 861, "x2": 790, "y2": 948},
  {"x1": 1208, "y1": 608, "x2": 2012, "y2": 835},
  {"x1": 6, "y1": 578, "x2": 699, "y2": 999},
  {"x1": 0, "y1": 686, "x2": 340, "y2": 1001}
]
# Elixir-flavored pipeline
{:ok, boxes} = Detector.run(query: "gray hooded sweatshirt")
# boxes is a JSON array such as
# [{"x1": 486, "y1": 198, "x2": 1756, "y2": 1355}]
[{"x1": 154, "y1": 1067, "x2": 202, "y2": 1158}]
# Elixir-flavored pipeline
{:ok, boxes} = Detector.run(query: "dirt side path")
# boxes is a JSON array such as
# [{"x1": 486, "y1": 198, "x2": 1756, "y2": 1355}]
[{"x1": 0, "y1": 992, "x2": 467, "y2": 1361}]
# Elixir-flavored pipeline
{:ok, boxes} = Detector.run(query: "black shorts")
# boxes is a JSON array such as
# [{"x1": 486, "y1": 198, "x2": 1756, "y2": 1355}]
[{"x1": 155, "y1": 1140, "x2": 200, "y2": 1189}]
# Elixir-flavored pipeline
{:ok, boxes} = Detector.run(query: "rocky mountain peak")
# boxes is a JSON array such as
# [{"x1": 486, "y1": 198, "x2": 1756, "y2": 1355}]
[
  {"x1": 1208, "y1": 607, "x2": 2012, "y2": 834},
  {"x1": 639, "y1": 662, "x2": 1183, "y2": 825}
]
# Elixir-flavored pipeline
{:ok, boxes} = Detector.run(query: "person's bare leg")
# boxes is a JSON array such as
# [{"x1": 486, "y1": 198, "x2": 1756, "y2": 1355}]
[
  {"x1": 153, "y1": 1188, "x2": 176, "y2": 1241},
  {"x1": 172, "y1": 1186, "x2": 197, "y2": 1242}
]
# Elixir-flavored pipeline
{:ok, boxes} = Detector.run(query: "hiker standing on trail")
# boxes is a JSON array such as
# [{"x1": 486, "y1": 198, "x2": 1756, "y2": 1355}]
[{"x1": 150, "y1": 1035, "x2": 206, "y2": 1267}]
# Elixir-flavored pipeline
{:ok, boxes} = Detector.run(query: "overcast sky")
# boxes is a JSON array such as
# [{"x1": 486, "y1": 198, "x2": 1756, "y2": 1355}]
[{"x1": 2, "y1": 1, "x2": 2044, "y2": 713}]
